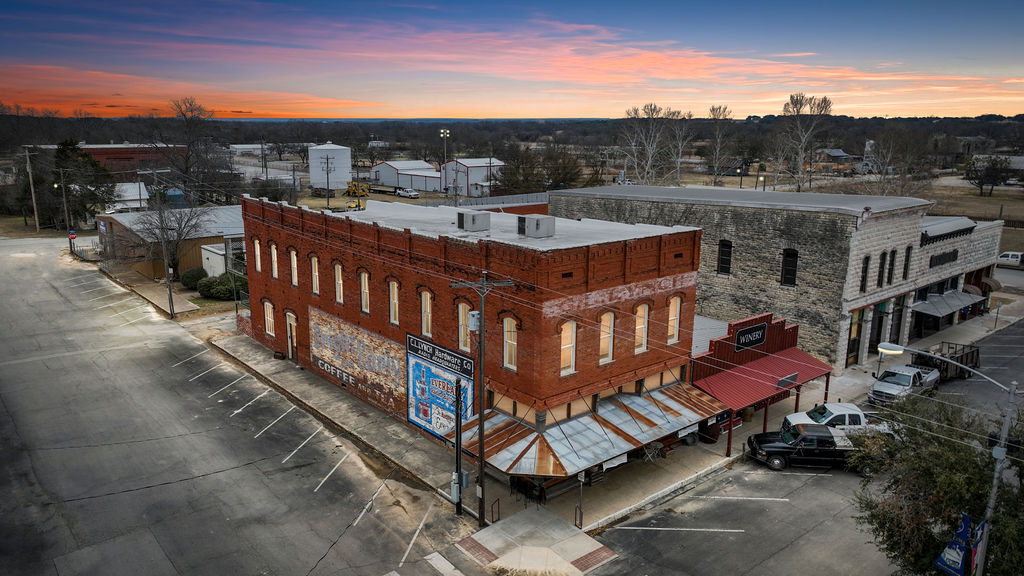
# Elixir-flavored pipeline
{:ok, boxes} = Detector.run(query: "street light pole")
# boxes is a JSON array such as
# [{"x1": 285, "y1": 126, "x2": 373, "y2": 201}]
[
  {"x1": 877, "y1": 342, "x2": 1019, "y2": 576},
  {"x1": 440, "y1": 128, "x2": 450, "y2": 198}
]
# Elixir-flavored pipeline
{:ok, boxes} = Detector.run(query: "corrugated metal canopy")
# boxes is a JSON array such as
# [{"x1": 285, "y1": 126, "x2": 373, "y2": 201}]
[
  {"x1": 448, "y1": 382, "x2": 726, "y2": 478},
  {"x1": 692, "y1": 347, "x2": 832, "y2": 411},
  {"x1": 912, "y1": 290, "x2": 986, "y2": 317}
]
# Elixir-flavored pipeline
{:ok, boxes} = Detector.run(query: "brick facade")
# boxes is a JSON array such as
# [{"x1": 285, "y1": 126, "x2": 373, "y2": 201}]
[{"x1": 242, "y1": 196, "x2": 701, "y2": 428}]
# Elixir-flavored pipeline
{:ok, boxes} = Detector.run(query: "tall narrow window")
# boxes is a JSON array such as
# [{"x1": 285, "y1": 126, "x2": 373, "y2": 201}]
[
  {"x1": 876, "y1": 251, "x2": 887, "y2": 288},
  {"x1": 903, "y1": 246, "x2": 912, "y2": 280},
  {"x1": 503, "y1": 317, "x2": 517, "y2": 370},
  {"x1": 887, "y1": 249, "x2": 896, "y2": 285},
  {"x1": 781, "y1": 249, "x2": 798, "y2": 286},
  {"x1": 253, "y1": 239, "x2": 262, "y2": 273},
  {"x1": 334, "y1": 264, "x2": 343, "y2": 303},
  {"x1": 717, "y1": 239, "x2": 733, "y2": 274},
  {"x1": 634, "y1": 304, "x2": 649, "y2": 353},
  {"x1": 458, "y1": 303, "x2": 472, "y2": 352},
  {"x1": 388, "y1": 281, "x2": 399, "y2": 325},
  {"x1": 310, "y1": 256, "x2": 319, "y2": 295},
  {"x1": 559, "y1": 321, "x2": 576, "y2": 375},
  {"x1": 270, "y1": 244, "x2": 278, "y2": 278},
  {"x1": 667, "y1": 296, "x2": 681, "y2": 343},
  {"x1": 859, "y1": 256, "x2": 871, "y2": 293},
  {"x1": 263, "y1": 301, "x2": 275, "y2": 336},
  {"x1": 289, "y1": 249, "x2": 298, "y2": 286},
  {"x1": 599, "y1": 312, "x2": 614, "y2": 363},
  {"x1": 421, "y1": 291, "x2": 432, "y2": 336},
  {"x1": 359, "y1": 271, "x2": 370, "y2": 313}
]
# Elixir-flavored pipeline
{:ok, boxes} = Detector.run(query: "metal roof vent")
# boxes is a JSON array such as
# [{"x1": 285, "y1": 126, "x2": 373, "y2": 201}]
[
  {"x1": 457, "y1": 210, "x2": 490, "y2": 232},
  {"x1": 517, "y1": 215, "x2": 555, "y2": 238}
]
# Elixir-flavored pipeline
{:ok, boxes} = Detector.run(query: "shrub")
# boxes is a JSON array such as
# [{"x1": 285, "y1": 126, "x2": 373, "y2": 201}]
[
  {"x1": 181, "y1": 267, "x2": 208, "y2": 290},
  {"x1": 196, "y1": 276, "x2": 219, "y2": 298}
]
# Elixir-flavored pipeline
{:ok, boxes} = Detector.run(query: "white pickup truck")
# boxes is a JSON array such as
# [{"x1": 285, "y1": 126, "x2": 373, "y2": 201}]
[
  {"x1": 782, "y1": 402, "x2": 886, "y2": 433},
  {"x1": 868, "y1": 365, "x2": 940, "y2": 406}
]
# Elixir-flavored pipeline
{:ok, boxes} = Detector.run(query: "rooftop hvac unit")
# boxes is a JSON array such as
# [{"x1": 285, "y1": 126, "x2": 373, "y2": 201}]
[
  {"x1": 517, "y1": 215, "x2": 555, "y2": 238},
  {"x1": 457, "y1": 211, "x2": 490, "y2": 232}
]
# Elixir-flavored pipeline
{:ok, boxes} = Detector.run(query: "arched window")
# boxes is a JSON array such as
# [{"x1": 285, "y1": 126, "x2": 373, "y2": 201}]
[
  {"x1": 887, "y1": 249, "x2": 897, "y2": 285},
  {"x1": 599, "y1": 312, "x2": 614, "y2": 363},
  {"x1": 667, "y1": 296, "x2": 681, "y2": 343},
  {"x1": 502, "y1": 317, "x2": 518, "y2": 370},
  {"x1": 334, "y1": 263, "x2": 343, "y2": 303},
  {"x1": 876, "y1": 251, "x2": 887, "y2": 288},
  {"x1": 560, "y1": 321, "x2": 576, "y2": 375},
  {"x1": 781, "y1": 249, "x2": 798, "y2": 286},
  {"x1": 263, "y1": 301, "x2": 275, "y2": 336},
  {"x1": 310, "y1": 255, "x2": 319, "y2": 294},
  {"x1": 388, "y1": 280, "x2": 399, "y2": 325},
  {"x1": 270, "y1": 244, "x2": 278, "y2": 278},
  {"x1": 289, "y1": 249, "x2": 298, "y2": 286},
  {"x1": 421, "y1": 291, "x2": 432, "y2": 336},
  {"x1": 458, "y1": 302, "x2": 472, "y2": 352},
  {"x1": 634, "y1": 304, "x2": 649, "y2": 353},
  {"x1": 359, "y1": 271, "x2": 370, "y2": 313},
  {"x1": 859, "y1": 255, "x2": 870, "y2": 293},
  {"x1": 253, "y1": 239, "x2": 262, "y2": 273}
]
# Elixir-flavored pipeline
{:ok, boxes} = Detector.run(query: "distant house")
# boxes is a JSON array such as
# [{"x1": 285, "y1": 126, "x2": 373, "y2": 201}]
[
  {"x1": 370, "y1": 160, "x2": 439, "y2": 191},
  {"x1": 441, "y1": 157, "x2": 504, "y2": 197},
  {"x1": 106, "y1": 182, "x2": 150, "y2": 213}
]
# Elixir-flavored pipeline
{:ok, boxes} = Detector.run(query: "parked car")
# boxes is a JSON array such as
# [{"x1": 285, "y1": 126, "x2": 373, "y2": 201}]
[
  {"x1": 782, "y1": 402, "x2": 885, "y2": 433},
  {"x1": 868, "y1": 365, "x2": 940, "y2": 406},
  {"x1": 997, "y1": 251, "x2": 1022, "y2": 268},
  {"x1": 747, "y1": 423, "x2": 856, "y2": 471},
  {"x1": 397, "y1": 188, "x2": 420, "y2": 198}
]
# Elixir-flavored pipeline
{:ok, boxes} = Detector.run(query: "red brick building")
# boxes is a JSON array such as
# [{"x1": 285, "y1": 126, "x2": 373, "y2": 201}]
[{"x1": 242, "y1": 195, "x2": 727, "y2": 481}]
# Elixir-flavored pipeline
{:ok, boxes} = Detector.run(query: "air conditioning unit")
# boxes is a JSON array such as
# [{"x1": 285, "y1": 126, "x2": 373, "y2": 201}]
[
  {"x1": 457, "y1": 211, "x2": 490, "y2": 232},
  {"x1": 517, "y1": 215, "x2": 555, "y2": 238}
]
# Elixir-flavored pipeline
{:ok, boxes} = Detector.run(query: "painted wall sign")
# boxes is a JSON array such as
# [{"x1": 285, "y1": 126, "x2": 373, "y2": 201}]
[
  {"x1": 308, "y1": 306, "x2": 406, "y2": 411},
  {"x1": 406, "y1": 334, "x2": 475, "y2": 439},
  {"x1": 735, "y1": 322, "x2": 768, "y2": 352}
]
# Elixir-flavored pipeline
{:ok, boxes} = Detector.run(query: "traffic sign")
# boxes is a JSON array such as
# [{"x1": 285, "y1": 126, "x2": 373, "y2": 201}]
[{"x1": 69, "y1": 230, "x2": 77, "y2": 240}]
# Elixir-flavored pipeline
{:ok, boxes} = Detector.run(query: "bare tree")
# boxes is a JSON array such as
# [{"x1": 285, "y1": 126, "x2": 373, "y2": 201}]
[
  {"x1": 153, "y1": 97, "x2": 232, "y2": 203},
  {"x1": 781, "y1": 93, "x2": 833, "y2": 192},
  {"x1": 705, "y1": 105, "x2": 733, "y2": 186},
  {"x1": 668, "y1": 111, "x2": 695, "y2": 186},
  {"x1": 858, "y1": 128, "x2": 932, "y2": 196},
  {"x1": 620, "y1": 103, "x2": 681, "y2": 184},
  {"x1": 116, "y1": 194, "x2": 212, "y2": 279}
]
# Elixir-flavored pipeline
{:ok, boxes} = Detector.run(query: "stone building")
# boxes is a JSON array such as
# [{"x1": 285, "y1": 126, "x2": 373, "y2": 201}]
[
  {"x1": 548, "y1": 186, "x2": 1002, "y2": 373},
  {"x1": 240, "y1": 195, "x2": 727, "y2": 482}
]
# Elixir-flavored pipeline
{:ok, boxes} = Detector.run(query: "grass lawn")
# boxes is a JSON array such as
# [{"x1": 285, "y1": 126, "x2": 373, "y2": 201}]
[{"x1": 179, "y1": 297, "x2": 237, "y2": 320}]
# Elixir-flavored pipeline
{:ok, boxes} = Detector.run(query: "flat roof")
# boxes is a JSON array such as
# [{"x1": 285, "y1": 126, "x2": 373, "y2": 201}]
[
  {"x1": 551, "y1": 185, "x2": 933, "y2": 217},
  {"x1": 323, "y1": 201, "x2": 698, "y2": 251},
  {"x1": 106, "y1": 205, "x2": 244, "y2": 238}
]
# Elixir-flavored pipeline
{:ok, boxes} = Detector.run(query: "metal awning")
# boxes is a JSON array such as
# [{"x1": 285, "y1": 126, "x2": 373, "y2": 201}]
[
  {"x1": 981, "y1": 277, "x2": 1003, "y2": 292},
  {"x1": 447, "y1": 382, "x2": 727, "y2": 478},
  {"x1": 692, "y1": 347, "x2": 832, "y2": 412},
  {"x1": 911, "y1": 290, "x2": 986, "y2": 317}
]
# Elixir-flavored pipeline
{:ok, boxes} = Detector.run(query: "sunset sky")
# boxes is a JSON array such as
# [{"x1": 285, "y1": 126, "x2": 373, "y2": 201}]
[{"x1": 2, "y1": 0, "x2": 1023, "y2": 119}]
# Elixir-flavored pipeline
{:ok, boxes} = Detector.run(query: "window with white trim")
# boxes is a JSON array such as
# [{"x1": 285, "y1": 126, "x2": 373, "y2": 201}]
[
  {"x1": 334, "y1": 263, "x2": 343, "y2": 303},
  {"x1": 270, "y1": 244, "x2": 278, "y2": 278},
  {"x1": 388, "y1": 281, "x2": 399, "y2": 325},
  {"x1": 253, "y1": 239, "x2": 261, "y2": 273},
  {"x1": 310, "y1": 256, "x2": 319, "y2": 294},
  {"x1": 421, "y1": 291, "x2": 432, "y2": 336},
  {"x1": 458, "y1": 302, "x2": 471, "y2": 352},
  {"x1": 667, "y1": 296, "x2": 681, "y2": 343},
  {"x1": 559, "y1": 321, "x2": 576, "y2": 375},
  {"x1": 599, "y1": 312, "x2": 614, "y2": 364},
  {"x1": 634, "y1": 304, "x2": 649, "y2": 353},
  {"x1": 359, "y1": 271, "x2": 370, "y2": 313},
  {"x1": 502, "y1": 317, "x2": 517, "y2": 370},
  {"x1": 263, "y1": 301, "x2": 275, "y2": 336},
  {"x1": 289, "y1": 249, "x2": 298, "y2": 286}
]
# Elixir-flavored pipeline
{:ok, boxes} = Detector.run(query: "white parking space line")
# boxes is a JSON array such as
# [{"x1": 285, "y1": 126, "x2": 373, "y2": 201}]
[
  {"x1": 255, "y1": 406, "x2": 295, "y2": 438},
  {"x1": 172, "y1": 349, "x2": 209, "y2": 367},
  {"x1": 282, "y1": 426, "x2": 324, "y2": 463},
  {"x1": 684, "y1": 495, "x2": 790, "y2": 502},
  {"x1": 611, "y1": 526, "x2": 745, "y2": 533},
  {"x1": 111, "y1": 304, "x2": 148, "y2": 317},
  {"x1": 82, "y1": 286, "x2": 109, "y2": 294},
  {"x1": 314, "y1": 453, "x2": 350, "y2": 492},
  {"x1": 424, "y1": 552, "x2": 465, "y2": 576},
  {"x1": 117, "y1": 315, "x2": 151, "y2": 327},
  {"x1": 230, "y1": 390, "x2": 270, "y2": 418},
  {"x1": 65, "y1": 273, "x2": 99, "y2": 282},
  {"x1": 67, "y1": 277, "x2": 104, "y2": 287},
  {"x1": 209, "y1": 374, "x2": 248, "y2": 398},
  {"x1": 188, "y1": 362, "x2": 226, "y2": 382},
  {"x1": 88, "y1": 291, "x2": 126, "y2": 302},
  {"x1": 95, "y1": 298, "x2": 135, "y2": 310},
  {"x1": 354, "y1": 481, "x2": 388, "y2": 526},
  {"x1": 398, "y1": 502, "x2": 435, "y2": 568}
]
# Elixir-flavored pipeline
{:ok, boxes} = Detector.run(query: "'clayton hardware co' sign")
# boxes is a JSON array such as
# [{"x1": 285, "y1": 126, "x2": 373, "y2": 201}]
[{"x1": 734, "y1": 322, "x2": 768, "y2": 352}]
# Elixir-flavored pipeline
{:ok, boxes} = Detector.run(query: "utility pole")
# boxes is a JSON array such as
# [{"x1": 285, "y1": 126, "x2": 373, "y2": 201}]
[
  {"x1": 156, "y1": 196, "x2": 176, "y2": 319},
  {"x1": 55, "y1": 169, "x2": 70, "y2": 231},
  {"x1": 453, "y1": 377, "x2": 463, "y2": 516},
  {"x1": 450, "y1": 271, "x2": 514, "y2": 527},
  {"x1": 321, "y1": 154, "x2": 335, "y2": 210},
  {"x1": 24, "y1": 148, "x2": 40, "y2": 232}
]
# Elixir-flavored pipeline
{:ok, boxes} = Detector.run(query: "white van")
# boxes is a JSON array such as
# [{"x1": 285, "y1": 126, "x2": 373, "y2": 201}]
[{"x1": 997, "y1": 251, "x2": 1022, "y2": 268}]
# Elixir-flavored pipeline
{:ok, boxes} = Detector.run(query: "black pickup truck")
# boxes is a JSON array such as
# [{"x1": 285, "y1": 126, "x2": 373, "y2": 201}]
[{"x1": 747, "y1": 423, "x2": 856, "y2": 471}]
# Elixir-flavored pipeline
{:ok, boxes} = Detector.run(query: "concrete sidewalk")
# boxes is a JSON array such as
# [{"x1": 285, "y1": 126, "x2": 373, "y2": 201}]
[{"x1": 202, "y1": 293, "x2": 1021, "y2": 575}]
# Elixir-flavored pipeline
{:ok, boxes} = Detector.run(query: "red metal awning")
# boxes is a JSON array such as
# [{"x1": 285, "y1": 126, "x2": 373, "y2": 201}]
[{"x1": 692, "y1": 347, "x2": 832, "y2": 411}]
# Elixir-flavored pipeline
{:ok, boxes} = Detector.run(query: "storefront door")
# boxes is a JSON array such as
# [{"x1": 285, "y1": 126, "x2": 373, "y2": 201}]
[
  {"x1": 845, "y1": 309, "x2": 864, "y2": 368},
  {"x1": 285, "y1": 312, "x2": 297, "y2": 361}
]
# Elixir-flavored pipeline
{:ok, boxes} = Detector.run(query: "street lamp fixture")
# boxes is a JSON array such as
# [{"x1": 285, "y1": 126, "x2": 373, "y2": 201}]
[
  {"x1": 737, "y1": 167, "x2": 743, "y2": 189},
  {"x1": 876, "y1": 341, "x2": 1019, "y2": 576},
  {"x1": 440, "y1": 128, "x2": 450, "y2": 195}
]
